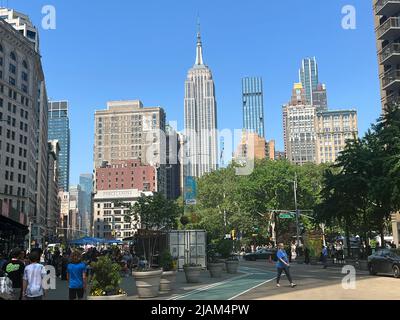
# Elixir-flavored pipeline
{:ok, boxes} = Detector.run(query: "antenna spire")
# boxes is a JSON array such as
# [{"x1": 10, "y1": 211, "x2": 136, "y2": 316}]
[{"x1": 195, "y1": 16, "x2": 204, "y2": 65}]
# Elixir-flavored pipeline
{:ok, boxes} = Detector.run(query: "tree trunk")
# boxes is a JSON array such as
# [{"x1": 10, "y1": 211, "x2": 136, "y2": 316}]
[
  {"x1": 380, "y1": 221, "x2": 385, "y2": 249},
  {"x1": 345, "y1": 221, "x2": 351, "y2": 258}
]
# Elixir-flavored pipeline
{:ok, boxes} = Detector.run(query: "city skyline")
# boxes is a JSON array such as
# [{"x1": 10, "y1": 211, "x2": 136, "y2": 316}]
[{"x1": 2, "y1": 0, "x2": 382, "y2": 185}]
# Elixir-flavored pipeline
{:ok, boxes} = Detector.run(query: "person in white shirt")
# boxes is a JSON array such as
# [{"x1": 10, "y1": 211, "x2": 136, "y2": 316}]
[{"x1": 22, "y1": 252, "x2": 47, "y2": 300}]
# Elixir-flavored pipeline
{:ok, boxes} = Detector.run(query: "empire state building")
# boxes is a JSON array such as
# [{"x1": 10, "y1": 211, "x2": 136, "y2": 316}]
[{"x1": 184, "y1": 27, "x2": 218, "y2": 178}]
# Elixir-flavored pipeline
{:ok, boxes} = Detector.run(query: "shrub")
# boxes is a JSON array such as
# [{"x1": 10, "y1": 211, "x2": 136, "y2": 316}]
[
  {"x1": 89, "y1": 255, "x2": 125, "y2": 296},
  {"x1": 217, "y1": 239, "x2": 233, "y2": 259},
  {"x1": 160, "y1": 250, "x2": 176, "y2": 272}
]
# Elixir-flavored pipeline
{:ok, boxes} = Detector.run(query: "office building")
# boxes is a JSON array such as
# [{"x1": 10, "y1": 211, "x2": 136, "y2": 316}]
[
  {"x1": 48, "y1": 101, "x2": 70, "y2": 192},
  {"x1": 0, "y1": 11, "x2": 49, "y2": 250},
  {"x1": 315, "y1": 110, "x2": 358, "y2": 164},
  {"x1": 242, "y1": 77, "x2": 265, "y2": 138},
  {"x1": 93, "y1": 189, "x2": 153, "y2": 240},
  {"x1": 184, "y1": 26, "x2": 218, "y2": 178},
  {"x1": 94, "y1": 100, "x2": 166, "y2": 196}
]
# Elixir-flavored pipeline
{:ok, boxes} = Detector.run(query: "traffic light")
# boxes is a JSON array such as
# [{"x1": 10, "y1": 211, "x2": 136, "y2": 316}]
[{"x1": 231, "y1": 230, "x2": 236, "y2": 240}]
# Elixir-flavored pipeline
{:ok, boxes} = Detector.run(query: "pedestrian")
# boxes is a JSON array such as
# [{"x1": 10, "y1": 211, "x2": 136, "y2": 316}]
[
  {"x1": 276, "y1": 243, "x2": 296, "y2": 288},
  {"x1": 0, "y1": 252, "x2": 7, "y2": 271},
  {"x1": 322, "y1": 246, "x2": 328, "y2": 269},
  {"x1": 22, "y1": 251, "x2": 47, "y2": 300},
  {"x1": 61, "y1": 253, "x2": 69, "y2": 281},
  {"x1": 291, "y1": 242, "x2": 297, "y2": 261},
  {"x1": 67, "y1": 251, "x2": 87, "y2": 301},
  {"x1": 304, "y1": 247, "x2": 310, "y2": 265},
  {"x1": 2, "y1": 248, "x2": 25, "y2": 300}
]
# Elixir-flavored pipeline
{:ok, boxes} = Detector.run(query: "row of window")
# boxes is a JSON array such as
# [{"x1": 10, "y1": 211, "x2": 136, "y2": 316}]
[{"x1": 3, "y1": 184, "x2": 27, "y2": 198}]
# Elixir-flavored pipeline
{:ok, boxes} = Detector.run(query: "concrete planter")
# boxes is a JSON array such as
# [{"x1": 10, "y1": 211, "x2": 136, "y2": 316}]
[
  {"x1": 184, "y1": 266, "x2": 202, "y2": 283},
  {"x1": 225, "y1": 260, "x2": 239, "y2": 274},
  {"x1": 87, "y1": 294, "x2": 127, "y2": 300},
  {"x1": 310, "y1": 257, "x2": 318, "y2": 265},
  {"x1": 132, "y1": 269, "x2": 163, "y2": 299},
  {"x1": 160, "y1": 271, "x2": 177, "y2": 293},
  {"x1": 208, "y1": 263, "x2": 224, "y2": 278}
]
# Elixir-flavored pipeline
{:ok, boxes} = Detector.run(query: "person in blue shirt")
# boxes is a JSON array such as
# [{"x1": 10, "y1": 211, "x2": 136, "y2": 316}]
[
  {"x1": 322, "y1": 246, "x2": 329, "y2": 269},
  {"x1": 276, "y1": 243, "x2": 296, "y2": 288},
  {"x1": 67, "y1": 251, "x2": 87, "y2": 300}
]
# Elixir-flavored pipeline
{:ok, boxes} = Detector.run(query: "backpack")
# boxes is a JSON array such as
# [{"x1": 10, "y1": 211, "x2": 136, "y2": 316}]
[{"x1": 0, "y1": 274, "x2": 14, "y2": 300}]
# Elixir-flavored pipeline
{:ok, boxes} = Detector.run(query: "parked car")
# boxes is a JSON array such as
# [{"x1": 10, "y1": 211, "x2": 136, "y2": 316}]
[
  {"x1": 244, "y1": 248, "x2": 277, "y2": 261},
  {"x1": 368, "y1": 249, "x2": 400, "y2": 278}
]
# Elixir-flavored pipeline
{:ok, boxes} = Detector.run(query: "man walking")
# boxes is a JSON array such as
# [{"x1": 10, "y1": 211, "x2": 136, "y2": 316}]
[
  {"x1": 322, "y1": 246, "x2": 328, "y2": 269},
  {"x1": 22, "y1": 251, "x2": 47, "y2": 300},
  {"x1": 276, "y1": 243, "x2": 296, "y2": 288}
]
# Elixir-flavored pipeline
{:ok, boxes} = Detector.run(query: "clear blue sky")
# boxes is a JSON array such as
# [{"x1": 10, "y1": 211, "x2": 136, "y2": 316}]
[{"x1": 6, "y1": 0, "x2": 382, "y2": 185}]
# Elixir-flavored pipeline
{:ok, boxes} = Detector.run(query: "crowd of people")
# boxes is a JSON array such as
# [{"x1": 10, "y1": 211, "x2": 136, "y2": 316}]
[{"x1": 0, "y1": 245, "x2": 140, "y2": 300}]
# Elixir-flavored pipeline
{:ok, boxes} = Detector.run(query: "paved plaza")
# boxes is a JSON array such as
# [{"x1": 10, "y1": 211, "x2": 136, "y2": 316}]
[{"x1": 44, "y1": 260, "x2": 400, "y2": 301}]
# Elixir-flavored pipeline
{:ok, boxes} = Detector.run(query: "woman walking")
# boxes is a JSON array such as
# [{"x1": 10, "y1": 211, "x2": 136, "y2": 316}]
[{"x1": 276, "y1": 243, "x2": 297, "y2": 288}]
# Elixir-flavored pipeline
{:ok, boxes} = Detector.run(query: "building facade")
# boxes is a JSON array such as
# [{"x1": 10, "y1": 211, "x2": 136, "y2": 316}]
[
  {"x1": 48, "y1": 101, "x2": 70, "y2": 192},
  {"x1": 95, "y1": 160, "x2": 156, "y2": 193},
  {"x1": 315, "y1": 110, "x2": 358, "y2": 164},
  {"x1": 93, "y1": 189, "x2": 152, "y2": 240},
  {"x1": 184, "y1": 27, "x2": 218, "y2": 178},
  {"x1": 283, "y1": 103, "x2": 317, "y2": 165},
  {"x1": 69, "y1": 185, "x2": 84, "y2": 239},
  {"x1": 79, "y1": 173, "x2": 93, "y2": 237},
  {"x1": 46, "y1": 140, "x2": 60, "y2": 242},
  {"x1": 58, "y1": 191, "x2": 69, "y2": 242},
  {"x1": 374, "y1": 0, "x2": 400, "y2": 108},
  {"x1": 373, "y1": 0, "x2": 400, "y2": 247},
  {"x1": 235, "y1": 131, "x2": 266, "y2": 161},
  {"x1": 166, "y1": 125, "x2": 181, "y2": 200},
  {"x1": 94, "y1": 100, "x2": 166, "y2": 196},
  {"x1": 0, "y1": 13, "x2": 49, "y2": 250},
  {"x1": 242, "y1": 77, "x2": 265, "y2": 138}
]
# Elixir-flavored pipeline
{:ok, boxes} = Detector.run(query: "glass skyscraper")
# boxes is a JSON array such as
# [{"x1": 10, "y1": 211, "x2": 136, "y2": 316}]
[
  {"x1": 48, "y1": 101, "x2": 70, "y2": 191},
  {"x1": 79, "y1": 174, "x2": 93, "y2": 235},
  {"x1": 299, "y1": 57, "x2": 319, "y2": 106},
  {"x1": 242, "y1": 77, "x2": 265, "y2": 138}
]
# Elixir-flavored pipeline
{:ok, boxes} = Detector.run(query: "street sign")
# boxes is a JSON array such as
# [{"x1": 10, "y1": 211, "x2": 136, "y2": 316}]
[{"x1": 279, "y1": 213, "x2": 295, "y2": 219}]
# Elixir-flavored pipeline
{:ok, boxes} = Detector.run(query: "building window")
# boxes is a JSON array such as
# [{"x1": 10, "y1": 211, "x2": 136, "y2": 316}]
[{"x1": 10, "y1": 52, "x2": 16, "y2": 61}]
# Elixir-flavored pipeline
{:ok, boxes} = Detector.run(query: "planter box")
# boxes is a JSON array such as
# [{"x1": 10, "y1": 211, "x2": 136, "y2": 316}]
[
  {"x1": 133, "y1": 269, "x2": 163, "y2": 299},
  {"x1": 225, "y1": 261, "x2": 239, "y2": 274},
  {"x1": 184, "y1": 266, "x2": 202, "y2": 283},
  {"x1": 208, "y1": 263, "x2": 224, "y2": 278},
  {"x1": 87, "y1": 294, "x2": 127, "y2": 301},
  {"x1": 160, "y1": 271, "x2": 177, "y2": 293}
]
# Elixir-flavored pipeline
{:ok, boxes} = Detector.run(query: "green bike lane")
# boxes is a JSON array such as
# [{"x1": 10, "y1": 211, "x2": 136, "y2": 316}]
[{"x1": 170, "y1": 266, "x2": 277, "y2": 301}]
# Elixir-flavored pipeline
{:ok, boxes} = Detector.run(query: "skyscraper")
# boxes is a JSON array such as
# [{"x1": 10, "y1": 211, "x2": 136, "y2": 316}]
[
  {"x1": 299, "y1": 57, "x2": 328, "y2": 110},
  {"x1": 242, "y1": 77, "x2": 265, "y2": 138},
  {"x1": 184, "y1": 26, "x2": 218, "y2": 178},
  {"x1": 48, "y1": 101, "x2": 70, "y2": 192}
]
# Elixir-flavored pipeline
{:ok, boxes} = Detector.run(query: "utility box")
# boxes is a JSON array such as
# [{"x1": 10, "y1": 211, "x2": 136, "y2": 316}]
[{"x1": 168, "y1": 230, "x2": 207, "y2": 270}]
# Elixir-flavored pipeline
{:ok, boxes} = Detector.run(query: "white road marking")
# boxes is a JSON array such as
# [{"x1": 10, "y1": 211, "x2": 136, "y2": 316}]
[
  {"x1": 228, "y1": 277, "x2": 277, "y2": 301},
  {"x1": 168, "y1": 273, "x2": 250, "y2": 300}
]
